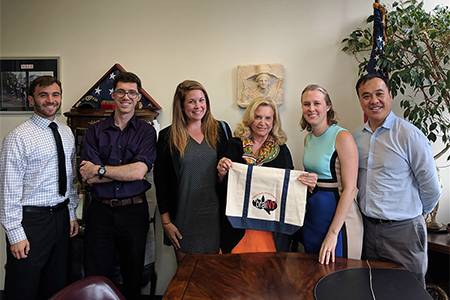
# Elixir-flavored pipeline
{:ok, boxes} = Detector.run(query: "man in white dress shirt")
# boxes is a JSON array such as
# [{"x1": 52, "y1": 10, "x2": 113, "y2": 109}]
[{"x1": 0, "y1": 76, "x2": 79, "y2": 300}]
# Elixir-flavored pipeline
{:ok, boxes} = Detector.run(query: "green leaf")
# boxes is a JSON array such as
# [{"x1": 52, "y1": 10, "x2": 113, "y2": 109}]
[
  {"x1": 430, "y1": 30, "x2": 437, "y2": 39},
  {"x1": 429, "y1": 123, "x2": 438, "y2": 131},
  {"x1": 404, "y1": 108, "x2": 410, "y2": 118},
  {"x1": 428, "y1": 132, "x2": 437, "y2": 142},
  {"x1": 429, "y1": 86, "x2": 435, "y2": 96},
  {"x1": 447, "y1": 70, "x2": 450, "y2": 88}
]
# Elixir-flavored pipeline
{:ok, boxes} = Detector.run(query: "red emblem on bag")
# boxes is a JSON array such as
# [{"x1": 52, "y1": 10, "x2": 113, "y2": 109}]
[{"x1": 252, "y1": 193, "x2": 278, "y2": 214}]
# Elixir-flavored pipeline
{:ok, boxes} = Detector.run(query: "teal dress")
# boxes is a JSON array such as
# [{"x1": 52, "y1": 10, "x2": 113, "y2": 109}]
[{"x1": 302, "y1": 124, "x2": 363, "y2": 259}]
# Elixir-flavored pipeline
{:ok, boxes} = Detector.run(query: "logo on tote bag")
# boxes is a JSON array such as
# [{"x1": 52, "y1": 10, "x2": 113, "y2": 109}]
[{"x1": 252, "y1": 192, "x2": 278, "y2": 214}]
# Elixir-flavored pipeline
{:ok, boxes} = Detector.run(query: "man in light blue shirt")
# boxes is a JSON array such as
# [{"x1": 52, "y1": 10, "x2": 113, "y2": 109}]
[{"x1": 352, "y1": 73, "x2": 441, "y2": 287}]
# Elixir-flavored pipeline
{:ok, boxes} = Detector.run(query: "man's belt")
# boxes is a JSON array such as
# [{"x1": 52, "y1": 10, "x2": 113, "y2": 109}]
[
  {"x1": 365, "y1": 215, "x2": 402, "y2": 224},
  {"x1": 23, "y1": 199, "x2": 69, "y2": 214},
  {"x1": 95, "y1": 193, "x2": 145, "y2": 207}
]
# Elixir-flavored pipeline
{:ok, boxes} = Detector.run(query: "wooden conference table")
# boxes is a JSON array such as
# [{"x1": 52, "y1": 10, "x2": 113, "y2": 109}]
[{"x1": 163, "y1": 252, "x2": 406, "y2": 300}]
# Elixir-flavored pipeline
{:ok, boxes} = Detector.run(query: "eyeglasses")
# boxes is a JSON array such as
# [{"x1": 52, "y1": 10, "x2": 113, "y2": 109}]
[{"x1": 113, "y1": 89, "x2": 140, "y2": 100}]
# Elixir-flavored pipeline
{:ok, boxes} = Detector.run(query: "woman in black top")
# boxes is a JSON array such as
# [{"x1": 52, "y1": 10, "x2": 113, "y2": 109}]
[{"x1": 154, "y1": 80, "x2": 231, "y2": 265}]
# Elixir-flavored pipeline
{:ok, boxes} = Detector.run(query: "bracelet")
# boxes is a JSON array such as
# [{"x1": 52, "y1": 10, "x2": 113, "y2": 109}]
[{"x1": 162, "y1": 221, "x2": 172, "y2": 226}]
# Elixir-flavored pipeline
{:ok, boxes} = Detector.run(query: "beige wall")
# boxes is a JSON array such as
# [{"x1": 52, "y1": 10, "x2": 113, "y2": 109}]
[{"x1": 1, "y1": 0, "x2": 449, "y2": 295}]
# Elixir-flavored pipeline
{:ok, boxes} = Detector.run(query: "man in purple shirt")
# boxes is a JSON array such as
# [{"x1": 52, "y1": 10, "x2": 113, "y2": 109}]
[{"x1": 80, "y1": 72, "x2": 156, "y2": 299}]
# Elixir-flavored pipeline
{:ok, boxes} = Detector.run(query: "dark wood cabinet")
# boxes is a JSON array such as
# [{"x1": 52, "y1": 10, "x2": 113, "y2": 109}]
[{"x1": 64, "y1": 108, "x2": 158, "y2": 132}]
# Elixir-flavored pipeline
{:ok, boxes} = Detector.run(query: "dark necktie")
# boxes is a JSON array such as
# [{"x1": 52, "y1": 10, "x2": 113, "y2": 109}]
[{"x1": 49, "y1": 122, "x2": 67, "y2": 196}]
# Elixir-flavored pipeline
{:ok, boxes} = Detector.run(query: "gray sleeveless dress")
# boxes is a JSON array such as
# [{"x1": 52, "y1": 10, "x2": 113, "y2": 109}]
[{"x1": 174, "y1": 137, "x2": 220, "y2": 253}]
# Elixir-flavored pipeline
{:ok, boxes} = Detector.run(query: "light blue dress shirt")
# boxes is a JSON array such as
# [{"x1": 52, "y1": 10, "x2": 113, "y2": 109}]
[{"x1": 352, "y1": 111, "x2": 441, "y2": 221}]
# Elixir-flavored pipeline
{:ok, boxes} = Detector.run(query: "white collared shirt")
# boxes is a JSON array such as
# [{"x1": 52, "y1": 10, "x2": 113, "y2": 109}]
[{"x1": 0, "y1": 114, "x2": 79, "y2": 244}]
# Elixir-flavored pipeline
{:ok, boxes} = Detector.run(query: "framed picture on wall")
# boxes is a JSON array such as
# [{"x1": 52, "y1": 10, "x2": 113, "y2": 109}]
[{"x1": 0, "y1": 57, "x2": 59, "y2": 112}]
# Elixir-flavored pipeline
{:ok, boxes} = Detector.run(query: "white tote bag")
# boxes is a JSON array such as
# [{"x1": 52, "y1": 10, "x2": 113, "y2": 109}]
[{"x1": 226, "y1": 162, "x2": 307, "y2": 235}]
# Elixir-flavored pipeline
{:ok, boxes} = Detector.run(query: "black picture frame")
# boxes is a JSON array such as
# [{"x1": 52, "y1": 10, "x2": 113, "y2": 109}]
[{"x1": 0, "y1": 57, "x2": 59, "y2": 112}]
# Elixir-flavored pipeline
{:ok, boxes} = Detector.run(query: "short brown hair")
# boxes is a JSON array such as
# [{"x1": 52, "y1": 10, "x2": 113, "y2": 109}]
[
  {"x1": 29, "y1": 76, "x2": 62, "y2": 97},
  {"x1": 113, "y1": 72, "x2": 142, "y2": 91}
]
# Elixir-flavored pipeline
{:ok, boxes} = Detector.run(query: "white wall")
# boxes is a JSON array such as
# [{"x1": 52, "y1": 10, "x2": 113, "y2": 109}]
[{"x1": 1, "y1": 0, "x2": 449, "y2": 295}]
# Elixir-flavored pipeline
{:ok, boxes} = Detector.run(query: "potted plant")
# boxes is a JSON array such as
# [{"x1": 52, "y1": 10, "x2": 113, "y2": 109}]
[
  {"x1": 342, "y1": 0, "x2": 450, "y2": 161},
  {"x1": 342, "y1": 0, "x2": 450, "y2": 230}
]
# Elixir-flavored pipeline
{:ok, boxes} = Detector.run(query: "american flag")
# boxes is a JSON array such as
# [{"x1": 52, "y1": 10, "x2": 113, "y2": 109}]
[
  {"x1": 74, "y1": 63, "x2": 161, "y2": 110},
  {"x1": 89, "y1": 66, "x2": 120, "y2": 101},
  {"x1": 366, "y1": 2, "x2": 386, "y2": 77}
]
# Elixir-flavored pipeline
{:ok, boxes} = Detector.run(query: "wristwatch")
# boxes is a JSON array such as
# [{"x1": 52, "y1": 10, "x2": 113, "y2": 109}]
[{"x1": 98, "y1": 165, "x2": 106, "y2": 180}]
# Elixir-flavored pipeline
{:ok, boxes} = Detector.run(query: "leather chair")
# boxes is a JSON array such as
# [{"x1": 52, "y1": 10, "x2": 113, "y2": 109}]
[{"x1": 48, "y1": 276, "x2": 125, "y2": 300}]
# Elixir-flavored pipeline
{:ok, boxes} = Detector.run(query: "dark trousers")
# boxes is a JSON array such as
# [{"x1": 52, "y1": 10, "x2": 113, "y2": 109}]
[
  {"x1": 83, "y1": 199, "x2": 149, "y2": 300},
  {"x1": 5, "y1": 207, "x2": 70, "y2": 300}
]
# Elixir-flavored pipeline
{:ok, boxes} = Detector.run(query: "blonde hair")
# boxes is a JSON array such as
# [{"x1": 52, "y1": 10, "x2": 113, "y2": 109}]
[
  {"x1": 170, "y1": 80, "x2": 219, "y2": 157},
  {"x1": 300, "y1": 84, "x2": 337, "y2": 131},
  {"x1": 234, "y1": 97, "x2": 287, "y2": 145}
]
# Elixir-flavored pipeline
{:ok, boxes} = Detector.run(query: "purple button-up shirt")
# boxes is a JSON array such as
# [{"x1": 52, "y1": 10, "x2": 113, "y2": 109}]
[{"x1": 81, "y1": 112, "x2": 156, "y2": 199}]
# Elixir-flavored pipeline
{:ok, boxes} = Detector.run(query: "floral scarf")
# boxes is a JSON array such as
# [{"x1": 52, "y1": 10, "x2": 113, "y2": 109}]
[{"x1": 242, "y1": 135, "x2": 280, "y2": 166}]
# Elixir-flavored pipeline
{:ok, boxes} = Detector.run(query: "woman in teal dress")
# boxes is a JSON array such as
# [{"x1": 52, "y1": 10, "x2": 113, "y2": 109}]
[{"x1": 299, "y1": 84, "x2": 363, "y2": 264}]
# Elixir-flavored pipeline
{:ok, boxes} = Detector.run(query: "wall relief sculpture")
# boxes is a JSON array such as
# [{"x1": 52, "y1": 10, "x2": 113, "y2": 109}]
[{"x1": 237, "y1": 63, "x2": 284, "y2": 108}]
